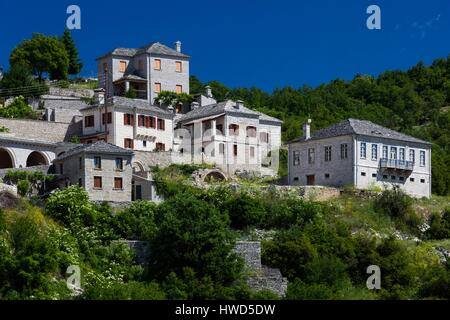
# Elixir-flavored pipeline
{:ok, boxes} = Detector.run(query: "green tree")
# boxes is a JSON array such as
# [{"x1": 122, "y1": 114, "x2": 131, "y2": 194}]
[
  {"x1": 0, "y1": 96, "x2": 37, "y2": 119},
  {"x1": 0, "y1": 64, "x2": 48, "y2": 97},
  {"x1": 60, "y1": 29, "x2": 83, "y2": 75},
  {"x1": 10, "y1": 33, "x2": 69, "y2": 80}
]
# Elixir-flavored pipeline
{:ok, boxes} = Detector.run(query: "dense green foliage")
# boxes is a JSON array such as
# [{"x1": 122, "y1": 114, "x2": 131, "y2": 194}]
[
  {"x1": 190, "y1": 56, "x2": 450, "y2": 195},
  {"x1": 0, "y1": 96, "x2": 37, "y2": 119},
  {"x1": 60, "y1": 29, "x2": 83, "y2": 75},
  {"x1": 0, "y1": 64, "x2": 48, "y2": 98}
]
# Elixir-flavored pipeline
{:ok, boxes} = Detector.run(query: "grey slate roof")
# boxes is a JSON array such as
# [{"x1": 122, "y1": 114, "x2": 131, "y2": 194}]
[
  {"x1": 177, "y1": 100, "x2": 282, "y2": 124},
  {"x1": 288, "y1": 119, "x2": 431, "y2": 145},
  {"x1": 80, "y1": 96, "x2": 174, "y2": 118},
  {"x1": 98, "y1": 42, "x2": 189, "y2": 60},
  {"x1": 54, "y1": 141, "x2": 134, "y2": 161},
  {"x1": 0, "y1": 134, "x2": 58, "y2": 147}
]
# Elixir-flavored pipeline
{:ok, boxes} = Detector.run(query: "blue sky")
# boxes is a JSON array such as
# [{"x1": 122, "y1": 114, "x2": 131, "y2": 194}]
[{"x1": 0, "y1": 0, "x2": 449, "y2": 91}]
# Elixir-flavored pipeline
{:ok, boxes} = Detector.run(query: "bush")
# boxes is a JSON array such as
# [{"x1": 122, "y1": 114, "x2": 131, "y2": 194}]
[
  {"x1": 116, "y1": 201, "x2": 157, "y2": 239},
  {"x1": 425, "y1": 208, "x2": 450, "y2": 240},
  {"x1": 0, "y1": 96, "x2": 37, "y2": 119},
  {"x1": 17, "y1": 179, "x2": 30, "y2": 197},
  {"x1": 225, "y1": 192, "x2": 266, "y2": 229},
  {"x1": 285, "y1": 279, "x2": 333, "y2": 300}
]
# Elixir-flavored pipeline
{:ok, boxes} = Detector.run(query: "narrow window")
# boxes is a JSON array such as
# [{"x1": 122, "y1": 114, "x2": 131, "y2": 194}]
[
  {"x1": 154, "y1": 59, "x2": 161, "y2": 70},
  {"x1": 143, "y1": 140, "x2": 147, "y2": 147},
  {"x1": 233, "y1": 144, "x2": 238, "y2": 156},
  {"x1": 250, "y1": 147, "x2": 255, "y2": 158},
  {"x1": 155, "y1": 82, "x2": 161, "y2": 93},
  {"x1": 94, "y1": 156, "x2": 101, "y2": 169},
  {"x1": 157, "y1": 118, "x2": 165, "y2": 130},
  {"x1": 124, "y1": 138, "x2": 134, "y2": 149},
  {"x1": 293, "y1": 151, "x2": 300, "y2": 166},
  {"x1": 325, "y1": 146, "x2": 332, "y2": 162},
  {"x1": 156, "y1": 143, "x2": 165, "y2": 151},
  {"x1": 114, "y1": 177, "x2": 123, "y2": 190},
  {"x1": 219, "y1": 143, "x2": 225, "y2": 155},
  {"x1": 382, "y1": 146, "x2": 388, "y2": 159},
  {"x1": 115, "y1": 158, "x2": 123, "y2": 170},
  {"x1": 420, "y1": 150, "x2": 425, "y2": 166},
  {"x1": 246, "y1": 126, "x2": 257, "y2": 138},
  {"x1": 340, "y1": 144, "x2": 348, "y2": 159},
  {"x1": 399, "y1": 148, "x2": 405, "y2": 161},
  {"x1": 176, "y1": 85, "x2": 183, "y2": 94},
  {"x1": 84, "y1": 115, "x2": 94, "y2": 128},
  {"x1": 360, "y1": 142, "x2": 366, "y2": 159},
  {"x1": 119, "y1": 61, "x2": 127, "y2": 72},
  {"x1": 175, "y1": 61, "x2": 182, "y2": 72},
  {"x1": 409, "y1": 149, "x2": 415, "y2": 163},
  {"x1": 138, "y1": 115, "x2": 145, "y2": 127},
  {"x1": 390, "y1": 146, "x2": 397, "y2": 159},
  {"x1": 79, "y1": 157, "x2": 82, "y2": 169},
  {"x1": 94, "y1": 176, "x2": 102, "y2": 189},
  {"x1": 229, "y1": 124, "x2": 239, "y2": 136},
  {"x1": 371, "y1": 144, "x2": 378, "y2": 160},
  {"x1": 123, "y1": 113, "x2": 134, "y2": 126},
  {"x1": 308, "y1": 148, "x2": 315, "y2": 164}
]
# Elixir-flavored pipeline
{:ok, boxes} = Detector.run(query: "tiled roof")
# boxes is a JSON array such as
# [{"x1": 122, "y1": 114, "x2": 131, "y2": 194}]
[
  {"x1": 288, "y1": 119, "x2": 431, "y2": 145},
  {"x1": 54, "y1": 141, "x2": 134, "y2": 161},
  {"x1": 177, "y1": 100, "x2": 282, "y2": 124},
  {"x1": 0, "y1": 135, "x2": 58, "y2": 147},
  {"x1": 80, "y1": 96, "x2": 174, "y2": 118},
  {"x1": 98, "y1": 42, "x2": 189, "y2": 60}
]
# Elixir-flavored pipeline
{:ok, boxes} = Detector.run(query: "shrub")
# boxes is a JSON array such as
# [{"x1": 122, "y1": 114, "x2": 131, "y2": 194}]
[
  {"x1": 425, "y1": 208, "x2": 450, "y2": 240},
  {"x1": 116, "y1": 201, "x2": 157, "y2": 239},
  {"x1": 285, "y1": 278, "x2": 333, "y2": 300},
  {"x1": 225, "y1": 192, "x2": 266, "y2": 229},
  {"x1": 17, "y1": 179, "x2": 30, "y2": 197}
]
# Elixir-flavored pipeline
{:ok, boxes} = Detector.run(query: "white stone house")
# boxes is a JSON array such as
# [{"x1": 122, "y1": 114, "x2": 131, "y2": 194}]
[
  {"x1": 96, "y1": 41, "x2": 189, "y2": 103},
  {"x1": 175, "y1": 99, "x2": 283, "y2": 176},
  {"x1": 287, "y1": 119, "x2": 432, "y2": 198}
]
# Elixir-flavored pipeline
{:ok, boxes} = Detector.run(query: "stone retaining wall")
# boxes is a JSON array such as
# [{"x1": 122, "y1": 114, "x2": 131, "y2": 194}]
[{"x1": 48, "y1": 87, "x2": 94, "y2": 99}]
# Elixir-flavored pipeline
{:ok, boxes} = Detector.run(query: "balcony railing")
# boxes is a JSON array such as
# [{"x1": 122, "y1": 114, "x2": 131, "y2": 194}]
[{"x1": 379, "y1": 158, "x2": 414, "y2": 171}]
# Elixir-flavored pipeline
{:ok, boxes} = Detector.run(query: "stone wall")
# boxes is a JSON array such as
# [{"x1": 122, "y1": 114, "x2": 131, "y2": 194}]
[
  {"x1": 48, "y1": 87, "x2": 94, "y2": 99},
  {"x1": 0, "y1": 118, "x2": 82, "y2": 142},
  {"x1": 0, "y1": 183, "x2": 17, "y2": 196},
  {"x1": 269, "y1": 185, "x2": 341, "y2": 201}
]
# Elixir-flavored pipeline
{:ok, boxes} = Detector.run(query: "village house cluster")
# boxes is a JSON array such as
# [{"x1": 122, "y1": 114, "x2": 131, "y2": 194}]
[{"x1": 0, "y1": 41, "x2": 431, "y2": 200}]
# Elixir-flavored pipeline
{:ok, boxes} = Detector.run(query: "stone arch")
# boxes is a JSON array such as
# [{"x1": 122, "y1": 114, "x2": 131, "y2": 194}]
[
  {"x1": 204, "y1": 170, "x2": 227, "y2": 182},
  {"x1": 0, "y1": 148, "x2": 15, "y2": 169},
  {"x1": 132, "y1": 161, "x2": 146, "y2": 173},
  {"x1": 26, "y1": 151, "x2": 49, "y2": 167}
]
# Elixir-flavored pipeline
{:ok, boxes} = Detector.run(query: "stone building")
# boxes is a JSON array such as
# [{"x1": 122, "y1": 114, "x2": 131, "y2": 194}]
[
  {"x1": 53, "y1": 141, "x2": 134, "y2": 202},
  {"x1": 287, "y1": 119, "x2": 432, "y2": 198},
  {"x1": 96, "y1": 41, "x2": 189, "y2": 103}
]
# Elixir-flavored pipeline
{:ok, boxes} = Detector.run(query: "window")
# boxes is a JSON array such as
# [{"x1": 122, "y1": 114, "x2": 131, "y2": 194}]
[
  {"x1": 409, "y1": 149, "x2": 415, "y2": 163},
  {"x1": 383, "y1": 175, "x2": 388, "y2": 179},
  {"x1": 260, "y1": 132, "x2": 269, "y2": 143},
  {"x1": 216, "y1": 124, "x2": 224, "y2": 135},
  {"x1": 410, "y1": 178, "x2": 415, "y2": 182},
  {"x1": 390, "y1": 147, "x2": 397, "y2": 159},
  {"x1": 233, "y1": 144, "x2": 238, "y2": 156},
  {"x1": 399, "y1": 176, "x2": 405, "y2": 181},
  {"x1": 371, "y1": 144, "x2": 378, "y2": 160},
  {"x1": 246, "y1": 126, "x2": 257, "y2": 138},
  {"x1": 119, "y1": 61, "x2": 127, "y2": 72},
  {"x1": 219, "y1": 143, "x2": 225, "y2": 155},
  {"x1": 229, "y1": 124, "x2": 239, "y2": 136},
  {"x1": 124, "y1": 138, "x2": 134, "y2": 149},
  {"x1": 250, "y1": 147, "x2": 255, "y2": 158},
  {"x1": 175, "y1": 61, "x2": 182, "y2": 72},
  {"x1": 114, "y1": 177, "x2": 123, "y2": 190},
  {"x1": 79, "y1": 157, "x2": 82, "y2": 169},
  {"x1": 138, "y1": 60, "x2": 143, "y2": 71},
  {"x1": 382, "y1": 146, "x2": 388, "y2": 159},
  {"x1": 94, "y1": 176, "x2": 102, "y2": 189},
  {"x1": 155, "y1": 82, "x2": 161, "y2": 93},
  {"x1": 308, "y1": 148, "x2": 315, "y2": 164},
  {"x1": 115, "y1": 158, "x2": 123, "y2": 170},
  {"x1": 420, "y1": 178, "x2": 425, "y2": 183},
  {"x1": 325, "y1": 146, "x2": 332, "y2": 162},
  {"x1": 157, "y1": 118, "x2": 165, "y2": 130},
  {"x1": 360, "y1": 142, "x2": 366, "y2": 159},
  {"x1": 340, "y1": 144, "x2": 348, "y2": 159},
  {"x1": 123, "y1": 113, "x2": 134, "y2": 126},
  {"x1": 361, "y1": 172, "x2": 366, "y2": 176},
  {"x1": 78, "y1": 178, "x2": 82, "y2": 187},
  {"x1": 420, "y1": 150, "x2": 425, "y2": 166},
  {"x1": 84, "y1": 115, "x2": 94, "y2": 128},
  {"x1": 154, "y1": 59, "x2": 161, "y2": 70},
  {"x1": 325, "y1": 173, "x2": 330, "y2": 179},
  {"x1": 399, "y1": 148, "x2": 405, "y2": 161},
  {"x1": 138, "y1": 115, "x2": 145, "y2": 127},
  {"x1": 145, "y1": 116, "x2": 155, "y2": 128},
  {"x1": 293, "y1": 177, "x2": 299, "y2": 182},
  {"x1": 143, "y1": 140, "x2": 147, "y2": 147},
  {"x1": 156, "y1": 143, "x2": 165, "y2": 151},
  {"x1": 94, "y1": 156, "x2": 101, "y2": 169},
  {"x1": 102, "y1": 112, "x2": 112, "y2": 125},
  {"x1": 176, "y1": 85, "x2": 183, "y2": 94},
  {"x1": 391, "y1": 176, "x2": 396, "y2": 180},
  {"x1": 293, "y1": 151, "x2": 300, "y2": 166},
  {"x1": 372, "y1": 173, "x2": 377, "y2": 178}
]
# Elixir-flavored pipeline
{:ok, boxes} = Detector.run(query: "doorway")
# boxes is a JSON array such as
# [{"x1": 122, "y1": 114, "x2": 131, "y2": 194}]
[{"x1": 306, "y1": 175, "x2": 315, "y2": 186}]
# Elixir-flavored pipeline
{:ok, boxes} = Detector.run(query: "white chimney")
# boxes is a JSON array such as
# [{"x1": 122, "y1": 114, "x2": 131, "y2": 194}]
[
  {"x1": 94, "y1": 88, "x2": 105, "y2": 105},
  {"x1": 303, "y1": 119, "x2": 312, "y2": 140},
  {"x1": 175, "y1": 41, "x2": 181, "y2": 53},
  {"x1": 235, "y1": 100, "x2": 244, "y2": 109},
  {"x1": 205, "y1": 85, "x2": 213, "y2": 98}
]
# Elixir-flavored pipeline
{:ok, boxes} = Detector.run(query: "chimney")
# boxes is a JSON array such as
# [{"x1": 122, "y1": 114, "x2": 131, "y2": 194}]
[
  {"x1": 205, "y1": 85, "x2": 213, "y2": 98},
  {"x1": 175, "y1": 40, "x2": 182, "y2": 53},
  {"x1": 303, "y1": 119, "x2": 312, "y2": 140},
  {"x1": 190, "y1": 101, "x2": 200, "y2": 110},
  {"x1": 235, "y1": 100, "x2": 244, "y2": 109},
  {"x1": 94, "y1": 88, "x2": 105, "y2": 105}
]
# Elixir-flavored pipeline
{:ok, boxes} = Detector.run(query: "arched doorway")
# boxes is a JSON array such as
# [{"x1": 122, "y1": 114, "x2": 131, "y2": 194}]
[
  {"x1": 204, "y1": 170, "x2": 227, "y2": 182},
  {"x1": 26, "y1": 151, "x2": 48, "y2": 167},
  {"x1": 0, "y1": 148, "x2": 14, "y2": 169}
]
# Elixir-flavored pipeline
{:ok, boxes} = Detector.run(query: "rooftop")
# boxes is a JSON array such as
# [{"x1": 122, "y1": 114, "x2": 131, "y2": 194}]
[
  {"x1": 288, "y1": 119, "x2": 431, "y2": 145},
  {"x1": 54, "y1": 141, "x2": 134, "y2": 161},
  {"x1": 97, "y1": 42, "x2": 189, "y2": 60},
  {"x1": 178, "y1": 100, "x2": 282, "y2": 124}
]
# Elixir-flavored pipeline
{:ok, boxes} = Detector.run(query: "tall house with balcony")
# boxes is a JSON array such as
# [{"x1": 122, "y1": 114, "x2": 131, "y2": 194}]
[
  {"x1": 287, "y1": 119, "x2": 432, "y2": 198},
  {"x1": 96, "y1": 41, "x2": 189, "y2": 103}
]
